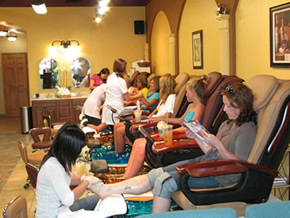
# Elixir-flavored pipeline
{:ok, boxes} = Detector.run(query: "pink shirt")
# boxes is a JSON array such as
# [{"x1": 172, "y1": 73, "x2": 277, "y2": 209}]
[{"x1": 91, "y1": 74, "x2": 104, "y2": 88}]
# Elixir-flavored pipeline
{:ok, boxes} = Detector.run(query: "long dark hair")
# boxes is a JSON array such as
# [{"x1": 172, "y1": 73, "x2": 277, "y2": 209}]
[
  {"x1": 97, "y1": 68, "x2": 110, "y2": 83},
  {"x1": 221, "y1": 83, "x2": 257, "y2": 126},
  {"x1": 40, "y1": 123, "x2": 86, "y2": 173}
]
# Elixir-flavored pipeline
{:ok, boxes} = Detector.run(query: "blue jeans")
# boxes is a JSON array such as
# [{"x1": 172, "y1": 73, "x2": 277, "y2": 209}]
[
  {"x1": 148, "y1": 156, "x2": 222, "y2": 199},
  {"x1": 164, "y1": 159, "x2": 222, "y2": 190}
]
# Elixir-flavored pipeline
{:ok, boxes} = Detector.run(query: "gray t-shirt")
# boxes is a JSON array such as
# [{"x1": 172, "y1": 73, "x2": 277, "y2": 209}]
[{"x1": 213, "y1": 120, "x2": 257, "y2": 186}]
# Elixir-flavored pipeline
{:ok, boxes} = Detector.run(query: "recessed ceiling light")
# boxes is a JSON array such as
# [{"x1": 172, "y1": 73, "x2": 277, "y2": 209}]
[{"x1": 32, "y1": 0, "x2": 48, "y2": 14}]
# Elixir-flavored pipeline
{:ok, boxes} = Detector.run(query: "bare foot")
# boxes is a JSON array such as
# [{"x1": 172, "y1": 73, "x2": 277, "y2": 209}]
[
  {"x1": 89, "y1": 184, "x2": 109, "y2": 200},
  {"x1": 87, "y1": 124, "x2": 99, "y2": 132},
  {"x1": 118, "y1": 176, "x2": 127, "y2": 180}
]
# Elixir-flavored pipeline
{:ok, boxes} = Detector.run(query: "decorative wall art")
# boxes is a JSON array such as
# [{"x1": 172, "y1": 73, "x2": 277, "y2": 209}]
[
  {"x1": 270, "y1": 2, "x2": 290, "y2": 67},
  {"x1": 192, "y1": 30, "x2": 203, "y2": 69}
]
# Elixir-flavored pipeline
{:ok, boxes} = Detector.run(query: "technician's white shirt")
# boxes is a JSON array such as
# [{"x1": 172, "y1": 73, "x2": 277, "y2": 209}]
[
  {"x1": 83, "y1": 84, "x2": 106, "y2": 119},
  {"x1": 102, "y1": 72, "x2": 128, "y2": 125},
  {"x1": 36, "y1": 157, "x2": 73, "y2": 218}
]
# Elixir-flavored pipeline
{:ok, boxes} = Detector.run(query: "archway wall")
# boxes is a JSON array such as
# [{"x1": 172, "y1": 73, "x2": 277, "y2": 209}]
[
  {"x1": 146, "y1": 0, "x2": 289, "y2": 80},
  {"x1": 150, "y1": 11, "x2": 171, "y2": 75},
  {"x1": 146, "y1": 0, "x2": 220, "y2": 76},
  {"x1": 146, "y1": 0, "x2": 186, "y2": 74}
]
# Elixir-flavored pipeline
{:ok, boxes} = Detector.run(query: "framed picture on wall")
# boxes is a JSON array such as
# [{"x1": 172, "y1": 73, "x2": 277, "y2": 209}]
[
  {"x1": 270, "y1": 2, "x2": 290, "y2": 67},
  {"x1": 192, "y1": 30, "x2": 203, "y2": 69}
]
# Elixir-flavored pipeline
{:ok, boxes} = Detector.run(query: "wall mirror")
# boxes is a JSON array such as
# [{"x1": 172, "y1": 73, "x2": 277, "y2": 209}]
[
  {"x1": 71, "y1": 57, "x2": 91, "y2": 88},
  {"x1": 39, "y1": 57, "x2": 59, "y2": 89}
]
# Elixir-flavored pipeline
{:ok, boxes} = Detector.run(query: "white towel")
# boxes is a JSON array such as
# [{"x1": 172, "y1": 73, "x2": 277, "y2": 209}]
[
  {"x1": 95, "y1": 194, "x2": 127, "y2": 216},
  {"x1": 58, "y1": 194, "x2": 127, "y2": 218}
]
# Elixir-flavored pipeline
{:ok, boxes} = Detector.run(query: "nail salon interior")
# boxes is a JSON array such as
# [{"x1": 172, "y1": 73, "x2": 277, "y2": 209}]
[{"x1": 0, "y1": 0, "x2": 289, "y2": 217}]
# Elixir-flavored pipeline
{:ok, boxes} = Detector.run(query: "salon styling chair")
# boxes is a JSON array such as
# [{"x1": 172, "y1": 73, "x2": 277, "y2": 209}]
[
  {"x1": 123, "y1": 72, "x2": 190, "y2": 144},
  {"x1": 145, "y1": 73, "x2": 244, "y2": 168},
  {"x1": 172, "y1": 75, "x2": 290, "y2": 216}
]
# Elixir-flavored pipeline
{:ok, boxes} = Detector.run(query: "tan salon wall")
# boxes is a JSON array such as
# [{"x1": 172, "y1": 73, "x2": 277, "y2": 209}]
[
  {"x1": 150, "y1": 11, "x2": 171, "y2": 75},
  {"x1": 236, "y1": 0, "x2": 289, "y2": 81},
  {"x1": 179, "y1": 0, "x2": 220, "y2": 76},
  {"x1": 0, "y1": 7, "x2": 146, "y2": 105},
  {"x1": 146, "y1": 0, "x2": 186, "y2": 74},
  {"x1": 176, "y1": 0, "x2": 290, "y2": 80}
]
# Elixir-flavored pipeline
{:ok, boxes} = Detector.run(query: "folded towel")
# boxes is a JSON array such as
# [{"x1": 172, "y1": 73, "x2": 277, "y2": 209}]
[{"x1": 95, "y1": 194, "x2": 127, "y2": 216}]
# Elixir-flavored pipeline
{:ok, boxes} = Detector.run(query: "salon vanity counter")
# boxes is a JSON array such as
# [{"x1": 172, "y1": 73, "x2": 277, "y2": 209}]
[{"x1": 32, "y1": 96, "x2": 87, "y2": 128}]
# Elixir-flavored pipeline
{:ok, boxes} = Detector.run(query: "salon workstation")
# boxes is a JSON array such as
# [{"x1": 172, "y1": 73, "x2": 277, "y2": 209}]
[{"x1": 0, "y1": 0, "x2": 290, "y2": 217}]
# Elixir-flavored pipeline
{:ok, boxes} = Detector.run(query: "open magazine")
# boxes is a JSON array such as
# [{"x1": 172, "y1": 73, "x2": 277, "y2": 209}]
[{"x1": 183, "y1": 120, "x2": 210, "y2": 146}]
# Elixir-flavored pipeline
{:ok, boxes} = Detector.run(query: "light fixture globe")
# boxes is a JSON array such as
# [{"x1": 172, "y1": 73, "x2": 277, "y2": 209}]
[
  {"x1": 7, "y1": 31, "x2": 17, "y2": 42},
  {"x1": 0, "y1": 25, "x2": 8, "y2": 37}
]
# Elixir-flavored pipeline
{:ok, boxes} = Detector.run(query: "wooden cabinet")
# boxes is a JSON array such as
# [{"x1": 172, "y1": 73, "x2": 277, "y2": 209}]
[
  {"x1": 58, "y1": 100, "x2": 71, "y2": 123},
  {"x1": 71, "y1": 98, "x2": 86, "y2": 123},
  {"x1": 32, "y1": 98, "x2": 86, "y2": 128},
  {"x1": 32, "y1": 100, "x2": 58, "y2": 128}
]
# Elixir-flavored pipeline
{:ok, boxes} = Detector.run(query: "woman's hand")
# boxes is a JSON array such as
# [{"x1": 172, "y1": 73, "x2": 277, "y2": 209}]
[
  {"x1": 202, "y1": 131, "x2": 221, "y2": 148},
  {"x1": 185, "y1": 128, "x2": 213, "y2": 153},
  {"x1": 136, "y1": 91, "x2": 143, "y2": 98},
  {"x1": 185, "y1": 126, "x2": 196, "y2": 139},
  {"x1": 202, "y1": 130, "x2": 239, "y2": 160},
  {"x1": 81, "y1": 176, "x2": 103, "y2": 189}
]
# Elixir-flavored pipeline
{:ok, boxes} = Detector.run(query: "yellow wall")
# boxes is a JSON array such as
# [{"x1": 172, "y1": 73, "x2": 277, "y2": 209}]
[
  {"x1": 0, "y1": 7, "x2": 146, "y2": 112},
  {"x1": 179, "y1": 0, "x2": 220, "y2": 76},
  {"x1": 178, "y1": 0, "x2": 289, "y2": 80},
  {"x1": 236, "y1": 0, "x2": 289, "y2": 81},
  {"x1": 151, "y1": 10, "x2": 171, "y2": 75},
  {"x1": 179, "y1": 0, "x2": 290, "y2": 80},
  {"x1": 146, "y1": 0, "x2": 186, "y2": 74},
  {"x1": 1, "y1": 1, "x2": 290, "y2": 116}
]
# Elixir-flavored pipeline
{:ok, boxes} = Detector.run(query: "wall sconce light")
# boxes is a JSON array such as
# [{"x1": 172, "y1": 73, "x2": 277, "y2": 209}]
[
  {"x1": 32, "y1": 0, "x2": 48, "y2": 14},
  {"x1": 0, "y1": 25, "x2": 8, "y2": 37},
  {"x1": 7, "y1": 30, "x2": 17, "y2": 42},
  {"x1": 51, "y1": 40, "x2": 80, "y2": 51}
]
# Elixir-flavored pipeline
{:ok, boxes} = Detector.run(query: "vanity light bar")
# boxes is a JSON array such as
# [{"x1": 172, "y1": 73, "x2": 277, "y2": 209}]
[{"x1": 51, "y1": 40, "x2": 80, "y2": 49}]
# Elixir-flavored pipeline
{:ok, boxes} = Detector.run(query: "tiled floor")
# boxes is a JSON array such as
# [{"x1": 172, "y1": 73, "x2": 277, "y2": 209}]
[{"x1": 0, "y1": 117, "x2": 35, "y2": 217}]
